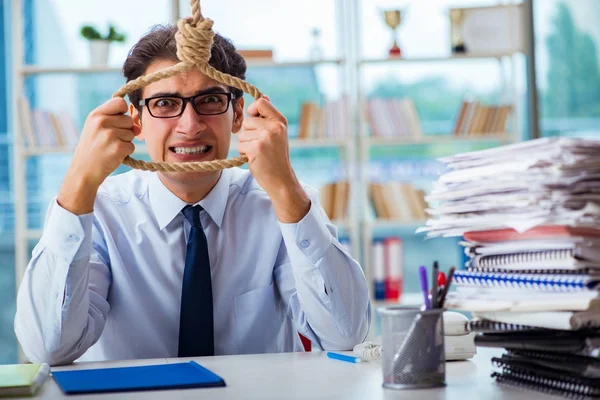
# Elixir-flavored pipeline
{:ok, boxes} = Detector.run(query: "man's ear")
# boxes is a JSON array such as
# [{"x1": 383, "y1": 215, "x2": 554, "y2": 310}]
[
  {"x1": 231, "y1": 97, "x2": 245, "y2": 134},
  {"x1": 129, "y1": 103, "x2": 145, "y2": 141}
]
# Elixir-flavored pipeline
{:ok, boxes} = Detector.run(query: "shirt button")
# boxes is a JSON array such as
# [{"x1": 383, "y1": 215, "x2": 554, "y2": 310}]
[
  {"x1": 67, "y1": 234, "x2": 80, "y2": 243},
  {"x1": 300, "y1": 240, "x2": 309, "y2": 248}
]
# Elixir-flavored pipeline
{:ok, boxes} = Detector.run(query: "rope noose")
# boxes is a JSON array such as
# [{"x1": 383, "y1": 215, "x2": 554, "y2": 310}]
[{"x1": 112, "y1": 0, "x2": 263, "y2": 172}]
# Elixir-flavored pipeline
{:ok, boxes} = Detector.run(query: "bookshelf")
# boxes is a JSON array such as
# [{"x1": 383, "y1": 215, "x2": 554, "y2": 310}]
[{"x1": 352, "y1": 1, "x2": 526, "y2": 303}]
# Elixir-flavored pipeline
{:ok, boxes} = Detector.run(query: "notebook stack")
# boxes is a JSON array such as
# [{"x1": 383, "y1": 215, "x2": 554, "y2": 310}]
[{"x1": 419, "y1": 137, "x2": 600, "y2": 398}]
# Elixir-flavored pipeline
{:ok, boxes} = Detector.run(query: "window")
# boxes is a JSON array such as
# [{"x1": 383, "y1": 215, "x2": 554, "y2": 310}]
[{"x1": 535, "y1": 0, "x2": 600, "y2": 137}]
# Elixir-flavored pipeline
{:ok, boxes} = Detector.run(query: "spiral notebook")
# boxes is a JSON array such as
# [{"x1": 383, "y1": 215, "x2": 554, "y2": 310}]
[
  {"x1": 504, "y1": 350, "x2": 600, "y2": 378},
  {"x1": 473, "y1": 310, "x2": 600, "y2": 330},
  {"x1": 445, "y1": 290, "x2": 600, "y2": 312},
  {"x1": 491, "y1": 354, "x2": 600, "y2": 398},
  {"x1": 466, "y1": 319, "x2": 546, "y2": 333},
  {"x1": 453, "y1": 271, "x2": 600, "y2": 291}
]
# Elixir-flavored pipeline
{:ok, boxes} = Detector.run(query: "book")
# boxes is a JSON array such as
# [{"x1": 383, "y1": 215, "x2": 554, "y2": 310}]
[
  {"x1": 464, "y1": 226, "x2": 600, "y2": 243},
  {"x1": 0, "y1": 363, "x2": 49, "y2": 397},
  {"x1": 52, "y1": 361, "x2": 225, "y2": 395}
]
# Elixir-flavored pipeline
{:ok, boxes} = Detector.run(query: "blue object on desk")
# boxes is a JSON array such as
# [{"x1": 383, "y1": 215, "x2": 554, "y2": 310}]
[
  {"x1": 52, "y1": 361, "x2": 225, "y2": 394},
  {"x1": 326, "y1": 352, "x2": 362, "y2": 364}
]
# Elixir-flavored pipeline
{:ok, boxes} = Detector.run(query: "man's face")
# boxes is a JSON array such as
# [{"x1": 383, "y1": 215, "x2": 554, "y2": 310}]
[{"x1": 131, "y1": 58, "x2": 244, "y2": 190}]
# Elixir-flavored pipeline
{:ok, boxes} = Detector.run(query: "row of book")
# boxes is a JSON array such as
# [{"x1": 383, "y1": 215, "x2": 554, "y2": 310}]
[
  {"x1": 319, "y1": 181, "x2": 350, "y2": 222},
  {"x1": 320, "y1": 181, "x2": 429, "y2": 222},
  {"x1": 423, "y1": 138, "x2": 600, "y2": 398},
  {"x1": 452, "y1": 99, "x2": 512, "y2": 136},
  {"x1": 371, "y1": 237, "x2": 403, "y2": 301},
  {"x1": 18, "y1": 97, "x2": 80, "y2": 148},
  {"x1": 365, "y1": 98, "x2": 423, "y2": 138},
  {"x1": 297, "y1": 98, "x2": 349, "y2": 139},
  {"x1": 369, "y1": 182, "x2": 428, "y2": 221}
]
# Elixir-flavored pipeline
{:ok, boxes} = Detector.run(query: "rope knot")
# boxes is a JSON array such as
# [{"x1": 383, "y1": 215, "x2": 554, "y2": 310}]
[{"x1": 176, "y1": 16, "x2": 215, "y2": 67}]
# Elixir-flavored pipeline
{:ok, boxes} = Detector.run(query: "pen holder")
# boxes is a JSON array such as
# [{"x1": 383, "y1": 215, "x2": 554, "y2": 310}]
[{"x1": 378, "y1": 306, "x2": 446, "y2": 390}]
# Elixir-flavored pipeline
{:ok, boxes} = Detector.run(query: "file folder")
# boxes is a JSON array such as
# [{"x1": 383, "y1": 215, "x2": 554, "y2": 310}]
[{"x1": 52, "y1": 361, "x2": 225, "y2": 394}]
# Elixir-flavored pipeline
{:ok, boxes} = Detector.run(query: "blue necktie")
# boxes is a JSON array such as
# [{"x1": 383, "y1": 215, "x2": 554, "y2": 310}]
[{"x1": 178, "y1": 205, "x2": 214, "y2": 357}]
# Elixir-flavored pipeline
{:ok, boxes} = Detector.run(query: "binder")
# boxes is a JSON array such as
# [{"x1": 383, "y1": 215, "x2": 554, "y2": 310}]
[
  {"x1": 453, "y1": 270, "x2": 600, "y2": 291},
  {"x1": 52, "y1": 361, "x2": 226, "y2": 394}
]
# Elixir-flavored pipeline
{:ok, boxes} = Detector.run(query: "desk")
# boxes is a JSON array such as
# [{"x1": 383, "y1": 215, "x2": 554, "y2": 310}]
[{"x1": 27, "y1": 348, "x2": 556, "y2": 399}]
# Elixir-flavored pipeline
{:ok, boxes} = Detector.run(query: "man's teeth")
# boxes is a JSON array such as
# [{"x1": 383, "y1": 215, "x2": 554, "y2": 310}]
[{"x1": 172, "y1": 145, "x2": 211, "y2": 154}]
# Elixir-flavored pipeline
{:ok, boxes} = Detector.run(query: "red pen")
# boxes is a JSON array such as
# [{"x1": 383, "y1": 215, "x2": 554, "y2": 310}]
[
  {"x1": 437, "y1": 272, "x2": 446, "y2": 304},
  {"x1": 438, "y1": 272, "x2": 447, "y2": 288}
]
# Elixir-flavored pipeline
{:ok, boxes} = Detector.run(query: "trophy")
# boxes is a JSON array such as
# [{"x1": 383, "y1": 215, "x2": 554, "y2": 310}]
[
  {"x1": 383, "y1": 9, "x2": 402, "y2": 57},
  {"x1": 450, "y1": 8, "x2": 467, "y2": 53}
]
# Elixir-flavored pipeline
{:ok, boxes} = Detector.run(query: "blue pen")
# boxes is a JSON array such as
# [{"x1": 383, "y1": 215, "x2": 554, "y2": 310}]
[
  {"x1": 419, "y1": 265, "x2": 431, "y2": 310},
  {"x1": 326, "y1": 352, "x2": 362, "y2": 364}
]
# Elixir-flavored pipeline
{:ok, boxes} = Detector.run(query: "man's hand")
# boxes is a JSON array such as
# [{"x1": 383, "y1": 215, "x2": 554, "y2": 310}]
[
  {"x1": 237, "y1": 97, "x2": 310, "y2": 223},
  {"x1": 57, "y1": 98, "x2": 140, "y2": 215}
]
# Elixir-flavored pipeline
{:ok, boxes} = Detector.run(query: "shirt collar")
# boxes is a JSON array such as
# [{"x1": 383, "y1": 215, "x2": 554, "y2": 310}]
[{"x1": 149, "y1": 169, "x2": 232, "y2": 230}]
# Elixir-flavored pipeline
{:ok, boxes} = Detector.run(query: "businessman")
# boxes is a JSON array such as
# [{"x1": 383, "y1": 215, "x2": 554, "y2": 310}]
[{"x1": 14, "y1": 24, "x2": 371, "y2": 366}]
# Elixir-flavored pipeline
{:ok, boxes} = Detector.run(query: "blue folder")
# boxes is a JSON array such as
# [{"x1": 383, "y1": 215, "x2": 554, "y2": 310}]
[{"x1": 52, "y1": 361, "x2": 226, "y2": 394}]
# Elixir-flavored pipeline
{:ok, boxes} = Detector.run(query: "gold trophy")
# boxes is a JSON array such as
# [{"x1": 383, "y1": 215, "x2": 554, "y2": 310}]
[
  {"x1": 383, "y1": 9, "x2": 402, "y2": 57},
  {"x1": 450, "y1": 8, "x2": 467, "y2": 53}
]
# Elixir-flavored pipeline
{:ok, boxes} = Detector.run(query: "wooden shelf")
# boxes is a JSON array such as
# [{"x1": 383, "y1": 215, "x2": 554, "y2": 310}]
[
  {"x1": 21, "y1": 66, "x2": 123, "y2": 75},
  {"x1": 21, "y1": 139, "x2": 348, "y2": 157},
  {"x1": 21, "y1": 144, "x2": 149, "y2": 156},
  {"x1": 366, "y1": 219, "x2": 427, "y2": 232},
  {"x1": 360, "y1": 52, "x2": 517, "y2": 65},
  {"x1": 288, "y1": 138, "x2": 350, "y2": 148},
  {"x1": 366, "y1": 134, "x2": 513, "y2": 146},
  {"x1": 372, "y1": 293, "x2": 424, "y2": 308},
  {"x1": 246, "y1": 59, "x2": 344, "y2": 68},
  {"x1": 20, "y1": 59, "x2": 344, "y2": 75}
]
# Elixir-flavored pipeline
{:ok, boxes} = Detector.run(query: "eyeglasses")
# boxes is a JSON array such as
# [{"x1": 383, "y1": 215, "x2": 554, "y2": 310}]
[{"x1": 138, "y1": 92, "x2": 235, "y2": 118}]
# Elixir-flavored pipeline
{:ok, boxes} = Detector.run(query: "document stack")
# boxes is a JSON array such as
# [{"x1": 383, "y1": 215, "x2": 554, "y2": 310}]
[{"x1": 420, "y1": 137, "x2": 600, "y2": 398}]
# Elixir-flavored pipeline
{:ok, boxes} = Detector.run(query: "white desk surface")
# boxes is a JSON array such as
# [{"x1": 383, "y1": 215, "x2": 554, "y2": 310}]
[{"x1": 26, "y1": 348, "x2": 557, "y2": 400}]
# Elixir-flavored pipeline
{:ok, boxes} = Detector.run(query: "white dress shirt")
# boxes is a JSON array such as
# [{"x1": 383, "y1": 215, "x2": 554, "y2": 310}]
[{"x1": 14, "y1": 167, "x2": 371, "y2": 365}]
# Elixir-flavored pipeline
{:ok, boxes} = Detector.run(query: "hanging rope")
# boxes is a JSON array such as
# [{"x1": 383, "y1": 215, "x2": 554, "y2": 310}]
[{"x1": 112, "y1": 0, "x2": 263, "y2": 172}]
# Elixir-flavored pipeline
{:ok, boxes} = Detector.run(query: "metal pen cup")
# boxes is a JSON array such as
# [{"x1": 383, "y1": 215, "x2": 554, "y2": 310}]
[{"x1": 378, "y1": 306, "x2": 446, "y2": 390}]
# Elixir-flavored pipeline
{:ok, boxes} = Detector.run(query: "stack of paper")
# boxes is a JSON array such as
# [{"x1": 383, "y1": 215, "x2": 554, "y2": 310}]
[
  {"x1": 419, "y1": 137, "x2": 600, "y2": 238},
  {"x1": 422, "y1": 137, "x2": 600, "y2": 398}
]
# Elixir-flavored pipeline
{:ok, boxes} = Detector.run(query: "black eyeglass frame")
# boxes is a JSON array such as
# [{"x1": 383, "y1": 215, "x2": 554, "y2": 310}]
[{"x1": 138, "y1": 92, "x2": 235, "y2": 118}]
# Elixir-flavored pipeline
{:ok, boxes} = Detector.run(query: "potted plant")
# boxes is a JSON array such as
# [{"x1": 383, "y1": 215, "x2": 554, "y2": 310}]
[{"x1": 80, "y1": 24, "x2": 126, "y2": 66}]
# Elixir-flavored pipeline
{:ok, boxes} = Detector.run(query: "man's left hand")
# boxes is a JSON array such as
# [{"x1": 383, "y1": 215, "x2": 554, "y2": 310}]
[{"x1": 237, "y1": 97, "x2": 310, "y2": 223}]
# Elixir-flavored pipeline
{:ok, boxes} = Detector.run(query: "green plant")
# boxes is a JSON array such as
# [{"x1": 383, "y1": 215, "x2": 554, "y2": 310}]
[{"x1": 80, "y1": 24, "x2": 126, "y2": 43}]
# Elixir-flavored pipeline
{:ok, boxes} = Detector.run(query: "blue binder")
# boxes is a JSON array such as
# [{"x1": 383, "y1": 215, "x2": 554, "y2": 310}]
[{"x1": 52, "y1": 361, "x2": 226, "y2": 394}]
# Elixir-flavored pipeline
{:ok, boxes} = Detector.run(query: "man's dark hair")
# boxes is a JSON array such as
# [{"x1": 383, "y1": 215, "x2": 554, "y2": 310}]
[{"x1": 123, "y1": 24, "x2": 246, "y2": 110}]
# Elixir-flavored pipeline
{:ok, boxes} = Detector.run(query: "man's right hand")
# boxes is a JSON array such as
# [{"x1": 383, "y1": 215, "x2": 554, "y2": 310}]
[{"x1": 57, "y1": 98, "x2": 141, "y2": 215}]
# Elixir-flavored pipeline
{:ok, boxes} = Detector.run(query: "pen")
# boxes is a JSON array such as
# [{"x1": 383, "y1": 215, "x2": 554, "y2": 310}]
[
  {"x1": 438, "y1": 266, "x2": 455, "y2": 308},
  {"x1": 431, "y1": 261, "x2": 439, "y2": 308},
  {"x1": 326, "y1": 352, "x2": 363, "y2": 364},
  {"x1": 419, "y1": 265, "x2": 431, "y2": 310},
  {"x1": 437, "y1": 271, "x2": 446, "y2": 305}
]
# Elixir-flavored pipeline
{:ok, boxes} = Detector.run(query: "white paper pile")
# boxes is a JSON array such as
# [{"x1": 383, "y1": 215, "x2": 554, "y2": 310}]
[{"x1": 419, "y1": 137, "x2": 600, "y2": 238}]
